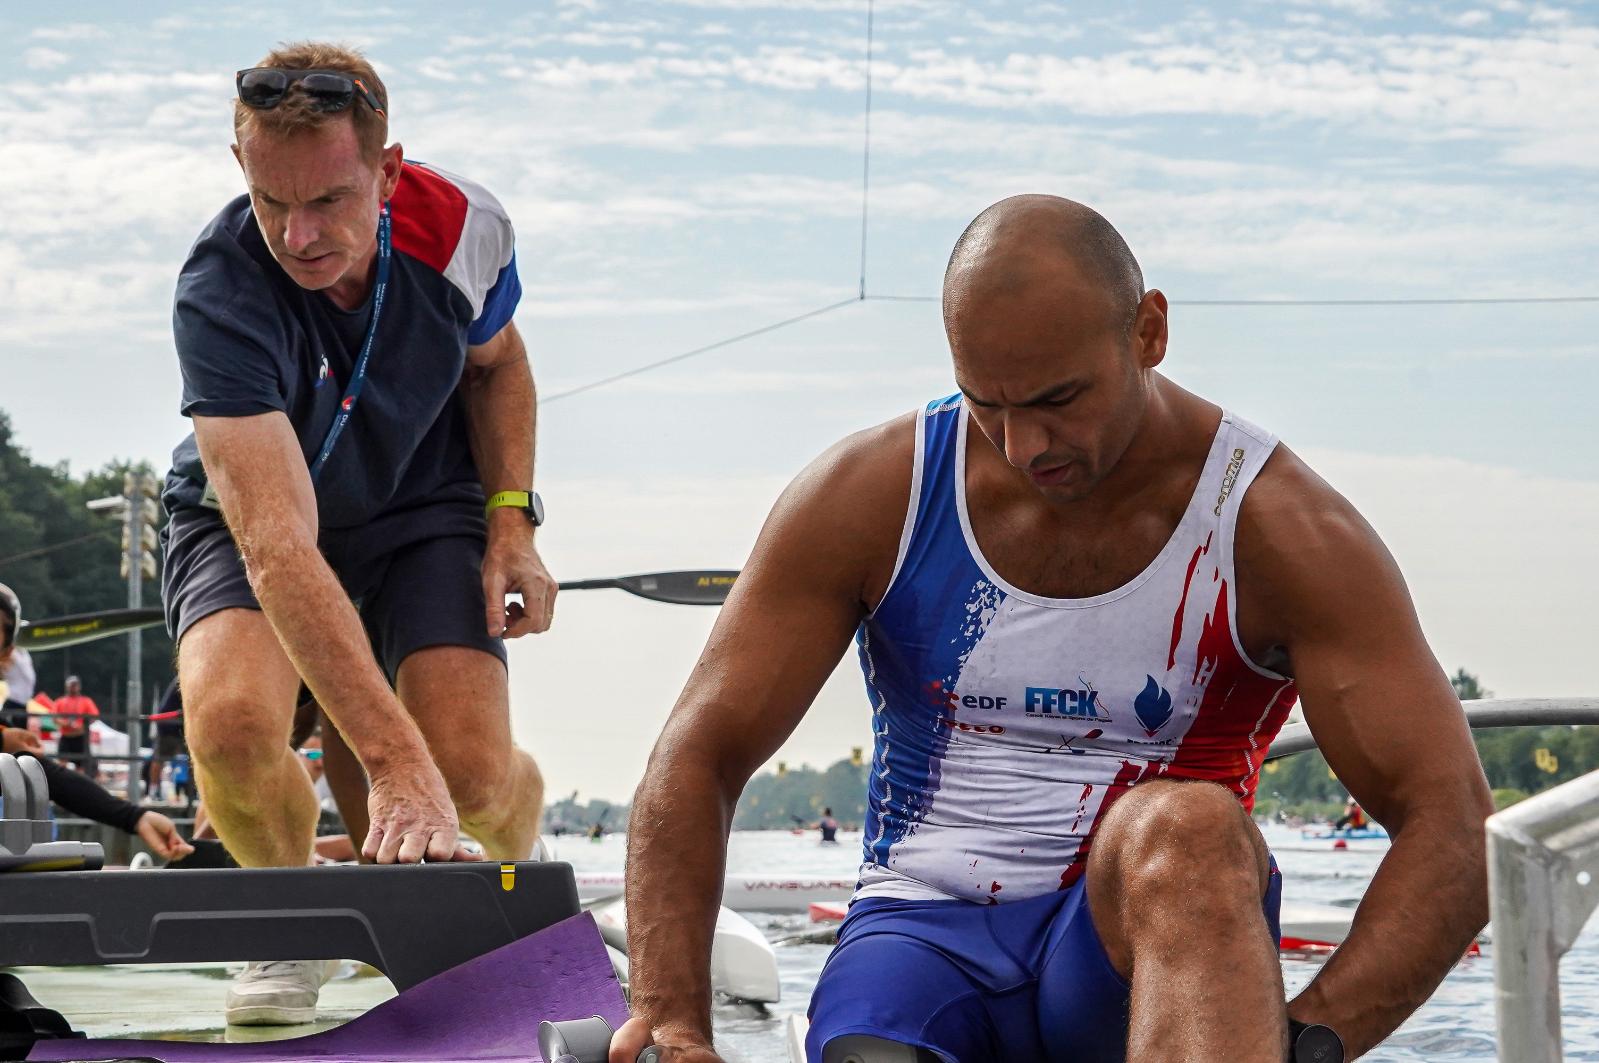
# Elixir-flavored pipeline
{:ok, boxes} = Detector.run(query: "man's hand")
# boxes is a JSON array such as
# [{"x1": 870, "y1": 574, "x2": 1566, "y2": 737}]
[
  {"x1": 361, "y1": 754, "x2": 480, "y2": 863},
  {"x1": 136, "y1": 811, "x2": 195, "y2": 861},
  {"x1": 1, "y1": 727, "x2": 42, "y2": 755},
  {"x1": 483, "y1": 511, "x2": 556, "y2": 637},
  {"x1": 608, "y1": 1017, "x2": 724, "y2": 1063}
]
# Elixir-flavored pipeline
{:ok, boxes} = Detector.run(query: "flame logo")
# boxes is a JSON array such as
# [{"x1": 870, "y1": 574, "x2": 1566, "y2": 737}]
[{"x1": 1134, "y1": 675, "x2": 1173, "y2": 737}]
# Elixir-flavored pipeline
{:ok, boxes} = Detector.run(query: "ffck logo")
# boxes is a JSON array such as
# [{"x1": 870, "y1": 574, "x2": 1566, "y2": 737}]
[{"x1": 1024, "y1": 687, "x2": 1112, "y2": 720}]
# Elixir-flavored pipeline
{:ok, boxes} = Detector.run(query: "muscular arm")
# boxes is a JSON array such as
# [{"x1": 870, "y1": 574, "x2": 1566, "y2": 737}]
[
  {"x1": 1244, "y1": 449, "x2": 1493, "y2": 1057},
  {"x1": 192, "y1": 412, "x2": 456, "y2": 861},
  {"x1": 618, "y1": 418, "x2": 913, "y2": 1059},
  {"x1": 461, "y1": 321, "x2": 554, "y2": 637}
]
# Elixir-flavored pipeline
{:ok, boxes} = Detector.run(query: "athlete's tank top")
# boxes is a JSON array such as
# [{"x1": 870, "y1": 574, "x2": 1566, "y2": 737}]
[{"x1": 854, "y1": 396, "x2": 1299, "y2": 904}]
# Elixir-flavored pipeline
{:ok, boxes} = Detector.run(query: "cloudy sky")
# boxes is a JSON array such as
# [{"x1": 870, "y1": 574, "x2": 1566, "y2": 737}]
[{"x1": 1, "y1": 0, "x2": 1594, "y2": 803}]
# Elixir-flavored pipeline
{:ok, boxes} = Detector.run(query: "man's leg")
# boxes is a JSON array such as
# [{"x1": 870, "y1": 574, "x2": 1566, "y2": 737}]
[
  {"x1": 179, "y1": 608, "x2": 314, "y2": 868},
  {"x1": 395, "y1": 645, "x2": 542, "y2": 859},
  {"x1": 1087, "y1": 779, "x2": 1285, "y2": 1063},
  {"x1": 317, "y1": 710, "x2": 372, "y2": 853}
]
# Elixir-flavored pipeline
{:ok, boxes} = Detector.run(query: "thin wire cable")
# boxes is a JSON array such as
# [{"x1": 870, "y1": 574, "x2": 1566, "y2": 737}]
[
  {"x1": 858, "y1": 0, "x2": 875, "y2": 302},
  {"x1": 542, "y1": 297, "x2": 862, "y2": 404},
  {"x1": 0, "y1": 530, "x2": 118, "y2": 567},
  {"x1": 864, "y1": 294, "x2": 1599, "y2": 307}
]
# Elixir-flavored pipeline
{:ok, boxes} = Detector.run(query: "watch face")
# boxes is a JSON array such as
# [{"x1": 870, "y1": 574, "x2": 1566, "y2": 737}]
[
  {"x1": 1294, "y1": 1024, "x2": 1343, "y2": 1063},
  {"x1": 529, "y1": 492, "x2": 545, "y2": 526}
]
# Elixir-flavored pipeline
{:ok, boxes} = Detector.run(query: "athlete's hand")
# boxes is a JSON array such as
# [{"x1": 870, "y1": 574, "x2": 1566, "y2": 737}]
[
  {"x1": 483, "y1": 510, "x2": 557, "y2": 638},
  {"x1": 361, "y1": 754, "x2": 479, "y2": 864},
  {"x1": 609, "y1": 1017, "x2": 724, "y2": 1063},
  {"x1": 136, "y1": 811, "x2": 195, "y2": 861},
  {"x1": 1, "y1": 727, "x2": 42, "y2": 755}
]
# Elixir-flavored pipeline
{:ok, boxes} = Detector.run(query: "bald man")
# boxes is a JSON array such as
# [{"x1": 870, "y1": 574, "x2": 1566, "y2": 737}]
[{"x1": 614, "y1": 196, "x2": 1491, "y2": 1063}]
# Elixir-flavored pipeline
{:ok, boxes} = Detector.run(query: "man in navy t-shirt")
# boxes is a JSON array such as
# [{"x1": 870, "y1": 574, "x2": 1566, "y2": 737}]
[{"x1": 159, "y1": 42, "x2": 553, "y2": 1025}]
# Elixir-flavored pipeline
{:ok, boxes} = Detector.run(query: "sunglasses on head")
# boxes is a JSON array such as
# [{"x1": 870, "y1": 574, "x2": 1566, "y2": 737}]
[{"x1": 236, "y1": 67, "x2": 386, "y2": 117}]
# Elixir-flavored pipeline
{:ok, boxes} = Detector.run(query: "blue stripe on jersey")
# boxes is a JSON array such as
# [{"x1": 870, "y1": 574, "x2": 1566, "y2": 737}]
[
  {"x1": 468, "y1": 250, "x2": 521, "y2": 345},
  {"x1": 860, "y1": 396, "x2": 1006, "y2": 869}
]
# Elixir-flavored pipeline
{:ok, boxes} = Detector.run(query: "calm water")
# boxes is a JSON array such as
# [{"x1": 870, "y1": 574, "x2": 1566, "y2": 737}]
[{"x1": 557, "y1": 825, "x2": 1599, "y2": 1062}]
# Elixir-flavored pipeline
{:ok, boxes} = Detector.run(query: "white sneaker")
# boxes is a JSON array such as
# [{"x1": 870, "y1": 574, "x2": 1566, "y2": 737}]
[{"x1": 224, "y1": 958, "x2": 340, "y2": 1026}]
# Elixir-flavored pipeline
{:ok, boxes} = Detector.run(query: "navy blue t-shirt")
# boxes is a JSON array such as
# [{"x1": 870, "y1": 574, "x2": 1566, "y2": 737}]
[{"x1": 162, "y1": 161, "x2": 522, "y2": 531}]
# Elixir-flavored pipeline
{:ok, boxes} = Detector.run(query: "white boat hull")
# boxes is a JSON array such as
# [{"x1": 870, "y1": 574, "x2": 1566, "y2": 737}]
[
  {"x1": 590, "y1": 896, "x2": 782, "y2": 1003},
  {"x1": 1278, "y1": 901, "x2": 1354, "y2": 947}
]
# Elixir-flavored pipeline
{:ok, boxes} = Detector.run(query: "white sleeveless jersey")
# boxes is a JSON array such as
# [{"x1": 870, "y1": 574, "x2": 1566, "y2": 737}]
[{"x1": 853, "y1": 396, "x2": 1299, "y2": 904}]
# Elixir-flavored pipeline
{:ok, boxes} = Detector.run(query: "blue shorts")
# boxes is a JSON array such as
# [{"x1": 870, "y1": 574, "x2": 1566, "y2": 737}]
[
  {"x1": 807, "y1": 861, "x2": 1282, "y2": 1063},
  {"x1": 161, "y1": 500, "x2": 505, "y2": 681}
]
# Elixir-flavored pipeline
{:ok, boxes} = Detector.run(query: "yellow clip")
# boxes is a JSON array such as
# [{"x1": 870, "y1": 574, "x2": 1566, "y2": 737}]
[{"x1": 500, "y1": 863, "x2": 515, "y2": 891}]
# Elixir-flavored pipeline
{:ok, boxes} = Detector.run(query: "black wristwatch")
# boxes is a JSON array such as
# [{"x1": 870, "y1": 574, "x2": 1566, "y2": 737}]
[
  {"x1": 485, "y1": 490, "x2": 544, "y2": 527},
  {"x1": 1288, "y1": 1019, "x2": 1344, "y2": 1063}
]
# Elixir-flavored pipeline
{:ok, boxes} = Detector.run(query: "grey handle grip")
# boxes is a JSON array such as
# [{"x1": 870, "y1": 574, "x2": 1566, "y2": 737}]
[{"x1": 538, "y1": 1016, "x2": 663, "y2": 1063}]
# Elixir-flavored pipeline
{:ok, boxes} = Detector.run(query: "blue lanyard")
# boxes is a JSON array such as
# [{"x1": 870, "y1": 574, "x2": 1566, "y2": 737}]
[{"x1": 310, "y1": 203, "x2": 391, "y2": 483}]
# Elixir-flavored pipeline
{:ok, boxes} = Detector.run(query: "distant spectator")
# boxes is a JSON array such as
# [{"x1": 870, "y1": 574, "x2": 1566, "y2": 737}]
[
  {"x1": 53, "y1": 675, "x2": 101, "y2": 775},
  {"x1": 0, "y1": 582, "x2": 191, "y2": 860},
  {"x1": 1, "y1": 640, "x2": 35, "y2": 729},
  {"x1": 146, "y1": 679, "x2": 187, "y2": 794}
]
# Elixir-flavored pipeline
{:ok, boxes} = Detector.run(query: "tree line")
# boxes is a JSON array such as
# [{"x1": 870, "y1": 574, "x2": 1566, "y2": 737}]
[{"x1": 0, "y1": 411, "x2": 174, "y2": 720}]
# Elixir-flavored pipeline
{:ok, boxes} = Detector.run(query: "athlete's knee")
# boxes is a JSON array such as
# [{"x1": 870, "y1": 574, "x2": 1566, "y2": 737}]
[
  {"x1": 438, "y1": 744, "x2": 529, "y2": 825},
  {"x1": 184, "y1": 693, "x2": 291, "y2": 783},
  {"x1": 1097, "y1": 779, "x2": 1264, "y2": 902}
]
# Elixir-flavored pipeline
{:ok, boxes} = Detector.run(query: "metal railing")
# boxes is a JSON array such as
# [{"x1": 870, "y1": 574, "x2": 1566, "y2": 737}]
[
  {"x1": 1488, "y1": 767, "x2": 1599, "y2": 1062},
  {"x1": 1267, "y1": 697, "x2": 1599, "y2": 1061}
]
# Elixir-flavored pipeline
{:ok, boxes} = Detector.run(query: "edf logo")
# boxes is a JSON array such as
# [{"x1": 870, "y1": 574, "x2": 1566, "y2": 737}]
[{"x1": 1025, "y1": 687, "x2": 1112, "y2": 720}]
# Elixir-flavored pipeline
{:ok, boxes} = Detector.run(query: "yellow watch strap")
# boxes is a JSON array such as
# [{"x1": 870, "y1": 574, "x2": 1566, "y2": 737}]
[{"x1": 485, "y1": 490, "x2": 531, "y2": 517}]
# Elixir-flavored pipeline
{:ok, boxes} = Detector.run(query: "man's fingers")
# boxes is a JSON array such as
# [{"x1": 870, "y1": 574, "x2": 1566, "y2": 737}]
[
  {"x1": 396, "y1": 830, "x2": 430, "y2": 864},
  {"x1": 483, "y1": 568, "x2": 508, "y2": 637},
  {"x1": 376, "y1": 826, "x2": 408, "y2": 865},
  {"x1": 424, "y1": 829, "x2": 459, "y2": 863},
  {"x1": 504, "y1": 599, "x2": 538, "y2": 639},
  {"x1": 534, "y1": 581, "x2": 556, "y2": 634},
  {"x1": 609, "y1": 1018, "x2": 652, "y2": 1063},
  {"x1": 506, "y1": 579, "x2": 555, "y2": 638}
]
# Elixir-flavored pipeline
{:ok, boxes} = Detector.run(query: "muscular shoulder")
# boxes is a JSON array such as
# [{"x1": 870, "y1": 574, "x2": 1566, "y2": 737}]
[
  {"x1": 391, "y1": 162, "x2": 515, "y2": 320},
  {"x1": 760, "y1": 411, "x2": 918, "y2": 608},
  {"x1": 1236, "y1": 442, "x2": 1407, "y2": 643}
]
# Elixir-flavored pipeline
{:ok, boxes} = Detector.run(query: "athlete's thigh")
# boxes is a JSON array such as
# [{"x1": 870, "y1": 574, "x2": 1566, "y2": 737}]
[
  {"x1": 1032, "y1": 878, "x2": 1132, "y2": 1063},
  {"x1": 177, "y1": 607, "x2": 302, "y2": 752},
  {"x1": 807, "y1": 899, "x2": 1041, "y2": 1063},
  {"x1": 393, "y1": 642, "x2": 511, "y2": 768},
  {"x1": 359, "y1": 533, "x2": 506, "y2": 683}
]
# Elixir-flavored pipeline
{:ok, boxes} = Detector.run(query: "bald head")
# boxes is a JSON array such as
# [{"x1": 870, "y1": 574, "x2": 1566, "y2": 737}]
[{"x1": 944, "y1": 195, "x2": 1143, "y2": 336}]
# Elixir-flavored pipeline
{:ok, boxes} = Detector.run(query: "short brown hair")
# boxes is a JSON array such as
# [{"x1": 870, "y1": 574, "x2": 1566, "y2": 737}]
[{"x1": 234, "y1": 42, "x2": 389, "y2": 162}]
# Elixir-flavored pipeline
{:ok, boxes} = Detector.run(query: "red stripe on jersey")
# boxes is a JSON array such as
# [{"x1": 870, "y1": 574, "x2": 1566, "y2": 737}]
[
  {"x1": 1059, "y1": 756, "x2": 1166, "y2": 890},
  {"x1": 1167, "y1": 577, "x2": 1298, "y2": 809},
  {"x1": 389, "y1": 162, "x2": 467, "y2": 275},
  {"x1": 1168, "y1": 530, "x2": 1213, "y2": 670}
]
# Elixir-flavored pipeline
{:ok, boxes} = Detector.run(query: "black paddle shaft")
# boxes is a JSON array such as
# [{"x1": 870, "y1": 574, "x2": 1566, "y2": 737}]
[{"x1": 559, "y1": 570, "x2": 738, "y2": 606}]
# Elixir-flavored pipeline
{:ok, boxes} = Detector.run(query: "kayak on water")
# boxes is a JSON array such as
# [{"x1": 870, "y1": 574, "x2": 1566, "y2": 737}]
[{"x1": 1301, "y1": 825, "x2": 1390, "y2": 841}]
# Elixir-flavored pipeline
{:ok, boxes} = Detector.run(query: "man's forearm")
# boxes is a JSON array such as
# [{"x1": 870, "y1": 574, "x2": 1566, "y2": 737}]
[
  {"x1": 1290, "y1": 812, "x2": 1487, "y2": 1056},
  {"x1": 625, "y1": 748, "x2": 739, "y2": 1044},
  {"x1": 461, "y1": 345, "x2": 535, "y2": 498},
  {"x1": 241, "y1": 534, "x2": 426, "y2": 773}
]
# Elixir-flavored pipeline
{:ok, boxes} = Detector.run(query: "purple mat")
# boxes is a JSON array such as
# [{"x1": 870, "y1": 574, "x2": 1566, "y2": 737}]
[{"x1": 29, "y1": 912, "x2": 626, "y2": 1063}]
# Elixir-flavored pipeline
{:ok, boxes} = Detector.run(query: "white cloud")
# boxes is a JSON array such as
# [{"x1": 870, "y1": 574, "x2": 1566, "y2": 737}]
[
  {"x1": 29, "y1": 23, "x2": 108, "y2": 42},
  {"x1": 1304, "y1": 447, "x2": 1599, "y2": 701},
  {"x1": 22, "y1": 47, "x2": 70, "y2": 70}
]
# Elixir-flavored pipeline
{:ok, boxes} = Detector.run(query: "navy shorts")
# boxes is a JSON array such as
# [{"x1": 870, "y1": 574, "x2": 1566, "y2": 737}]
[
  {"x1": 807, "y1": 860, "x2": 1282, "y2": 1063},
  {"x1": 162, "y1": 500, "x2": 506, "y2": 681}
]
